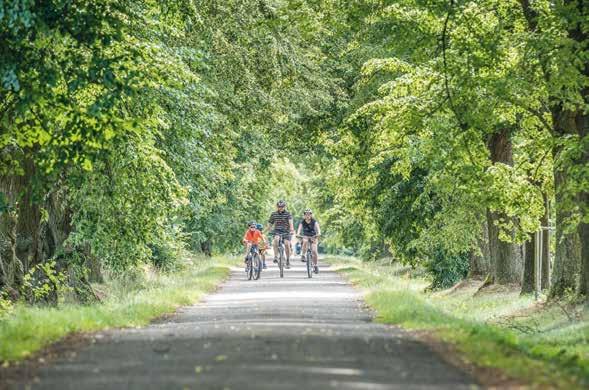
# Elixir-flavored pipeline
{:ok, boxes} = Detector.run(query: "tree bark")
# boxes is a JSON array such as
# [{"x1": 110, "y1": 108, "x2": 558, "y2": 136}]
[
  {"x1": 15, "y1": 157, "x2": 42, "y2": 271},
  {"x1": 201, "y1": 239, "x2": 212, "y2": 257},
  {"x1": 577, "y1": 100, "x2": 589, "y2": 297},
  {"x1": 550, "y1": 162, "x2": 581, "y2": 297},
  {"x1": 576, "y1": 13, "x2": 589, "y2": 297},
  {"x1": 521, "y1": 233, "x2": 535, "y2": 294},
  {"x1": 1, "y1": 153, "x2": 77, "y2": 296},
  {"x1": 0, "y1": 168, "x2": 25, "y2": 292},
  {"x1": 580, "y1": 210, "x2": 589, "y2": 297},
  {"x1": 486, "y1": 129, "x2": 521, "y2": 285},
  {"x1": 487, "y1": 209, "x2": 522, "y2": 284},
  {"x1": 468, "y1": 220, "x2": 491, "y2": 278}
]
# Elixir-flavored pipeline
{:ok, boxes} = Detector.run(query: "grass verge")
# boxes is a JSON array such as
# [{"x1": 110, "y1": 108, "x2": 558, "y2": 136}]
[
  {"x1": 328, "y1": 256, "x2": 589, "y2": 389},
  {"x1": 0, "y1": 254, "x2": 236, "y2": 363}
]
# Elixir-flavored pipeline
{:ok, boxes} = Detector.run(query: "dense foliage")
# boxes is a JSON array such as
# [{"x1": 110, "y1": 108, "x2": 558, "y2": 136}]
[
  {"x1": 316, "y1": 0, "x2": 588, "y2": 291},
  {"x1": 1, "y1": 0, "x2": 587, "y2": 299}
]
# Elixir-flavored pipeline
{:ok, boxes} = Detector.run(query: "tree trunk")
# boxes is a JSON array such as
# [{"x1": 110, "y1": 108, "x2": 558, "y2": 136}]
[
  {"x1": 0, "y1": 169, "x2": 25, "y2": 292},
  {"x1": 0, "y1": 207, "x2": 20, "y2": 289},
  {"x1": 13, "y1": 160, "x2": 73, "y2": 271},
  {"x1": 487, "y1": 209, "x2": 521, "y2": 284},
  {"x1": 577, "y1": 24, "x2": 589, "y2": 297},
  {"x1": 486, "y1": 129, "x2": 521, "y2": 284},
  {"x1": 577, "y1": 102, "x2": 589, "y2": 298},
  {"x1": 201, "y1": 239, "x2": 212, "y2": 257},
  {"x1": 550, "y1": 159, "x2": 581, "y2": 297},
  {"x1": 468, "y1": 221, "x2": 491, "y2": 278},
  {"x1": 521, "y1": 233, "x2": 535, "y2": 294},
  {"x1": 580, "y1": 212, "x2": 589, "y2": 297},
  {"x1": 15, "y1": 157, "x2": 42, "y2": 271},
  {"x1": 520, "y1": 0, "x2": 588, "y2": 298},
  {"x1": 1, "y1": 153, "x2": 77, "y2": 296}
]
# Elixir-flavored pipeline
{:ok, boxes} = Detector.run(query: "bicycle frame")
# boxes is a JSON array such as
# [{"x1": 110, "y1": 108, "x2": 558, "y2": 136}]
[
  {"x1": 246, "y1": 244, "x2": 262, "y2": 280},
  {"x1": 277, "y1": 234, "x2": 286, "y2": 278},
  {"x1": 303, "y1": 236, "x2": 316, "y2": 278}
]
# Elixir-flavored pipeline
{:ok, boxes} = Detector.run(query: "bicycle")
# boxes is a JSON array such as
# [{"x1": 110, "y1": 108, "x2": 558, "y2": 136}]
[
  {"x1": 245, "y1": 244, "x2": 262, "y2": 280},
  {"x1": 275, "y1": 233, "x2": 289, "y2": 278},
  {"x1": 298, "y1": 235, "x2": 317, "y2": 278}
]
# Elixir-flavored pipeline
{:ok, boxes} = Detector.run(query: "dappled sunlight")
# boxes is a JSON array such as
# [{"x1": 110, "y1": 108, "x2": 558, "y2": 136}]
[
  {"x1": 29, "y1": 259, "x2": 474, "y2": 389},
  {"x1": 205, "y1": 290, "x2": 359, "y2": 304},
  {"x1": 4, "y1": 1, "x2": 587, "y2": 388},
  {"x1": 251, "y1": 364, "x2": 365, "y2": 376}
]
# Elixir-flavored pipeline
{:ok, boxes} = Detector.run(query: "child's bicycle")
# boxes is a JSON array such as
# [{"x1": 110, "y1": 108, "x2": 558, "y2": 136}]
[{"x1": 245, "y1": 244, "x2": 262, "y2": 280}]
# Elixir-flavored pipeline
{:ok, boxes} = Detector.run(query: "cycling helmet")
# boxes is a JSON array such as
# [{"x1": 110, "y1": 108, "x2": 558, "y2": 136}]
[
  {"x1": 304, "y1": 208, "x2": 312, "y2": 215},
  {"x1": 248, "y1": 221, "x2": 257, "y2": 227},
  {"x1": 256, "y1": 223, "x2": 263, "y2": 231},
  {"x1": 277, "y1": 200, "x2": 286, "y2": 207}
]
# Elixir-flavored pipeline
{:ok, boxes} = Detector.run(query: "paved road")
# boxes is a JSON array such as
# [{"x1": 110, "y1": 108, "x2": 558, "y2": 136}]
[{"x1": 9, "y1": 260, "x2": 477, "y2": 389}]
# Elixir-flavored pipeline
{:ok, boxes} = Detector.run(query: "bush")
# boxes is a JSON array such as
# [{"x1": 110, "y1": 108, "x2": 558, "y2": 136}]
[
  {"x1": 149, "y1": 238, "x2": 184, "y2": 271},
  {"x1": 0, "y1": 291, "x2": 14, "y2": 319},
  {"x1": 425, "y1": 248, "x2": 469, "y2": 290},
  {"x1": 21, "y1": 261, "x2": 70, "y2": 305}
]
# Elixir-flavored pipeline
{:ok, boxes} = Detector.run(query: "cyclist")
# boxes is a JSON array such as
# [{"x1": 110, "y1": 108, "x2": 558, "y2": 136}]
[
  {"x1": 242, "y1": 221, "x2": 263, "y2": 269},
  {"x1": 256, "y1": 223, "x2": 269, "y2": 269},
  {"x1": 296, "y1": 209, "x2": 321, "y2": 274},
  {"x1": 267, "y1": 200, "x2": 295, "y2": 268}
]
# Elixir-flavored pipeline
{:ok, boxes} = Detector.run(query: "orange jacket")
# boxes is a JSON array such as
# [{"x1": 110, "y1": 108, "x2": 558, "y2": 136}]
[{"x1": 243, "y1": 229, "x2": 263, "y2": 244}]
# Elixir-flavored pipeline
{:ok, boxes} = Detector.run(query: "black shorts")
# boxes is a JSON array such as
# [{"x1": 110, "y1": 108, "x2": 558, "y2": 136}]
[{"x1": 273, "y1": 231, "x2": 291, "y2": 240}]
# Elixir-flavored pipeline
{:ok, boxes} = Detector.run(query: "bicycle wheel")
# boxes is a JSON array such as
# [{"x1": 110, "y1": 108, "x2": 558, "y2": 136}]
[
  {"x1": 253, "y1": 253, "x2": 262, "y2": 280},
  {"x1": 306, "y1": 250, "x2": 312, "y2": 278},
  {"x1": 279, "y1": 246, "x2": 284, "y2": 278},
  {"x1": 247, "y1": 255, "x2": 253, "y2": 280}
]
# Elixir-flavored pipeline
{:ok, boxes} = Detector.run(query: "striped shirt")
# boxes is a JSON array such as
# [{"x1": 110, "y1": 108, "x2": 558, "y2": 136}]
[{"x1": 268, "y1": 210, "x2": 292, "y2": 233}]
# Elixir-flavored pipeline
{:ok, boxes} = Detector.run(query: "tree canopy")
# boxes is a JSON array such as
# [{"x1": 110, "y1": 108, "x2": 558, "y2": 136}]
[{"x1": 1, "y1": 0, "x2": 588, "y2": 300}]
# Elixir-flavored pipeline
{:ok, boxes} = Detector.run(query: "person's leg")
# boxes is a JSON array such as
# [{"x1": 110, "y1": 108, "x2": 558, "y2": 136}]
[
  {"x1": 244, "y1": 242, "x2": 251, "y2": 262},
  {"x1": 301, "y1": 237, "x2": 309, "y2": 261},
  {"x1": 260, "y1": 249, "x2": 267, "y2": 268},
  {"x1": 311, "y1": 240, "x2": 319, "y2": 273},
  {"x1": 284, "y1": 236, "x2": 291, "y2": 263},
  {"x1": 285, "y1": 241, "x2": 291, "y2": 259},
  {"x1": 311, "y1": 240, "x2": 319, "y2": 265},
  {"x1": 273, "y1": 235, "x2": 279, "y2": 262}
]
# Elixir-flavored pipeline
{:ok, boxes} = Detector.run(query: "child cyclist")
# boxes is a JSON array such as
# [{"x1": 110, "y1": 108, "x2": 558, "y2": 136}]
[
  {"x1": 255, "y1": 223, "x2": 269, "y2": 269},
  {"x1": 242, "y1": 221, "x2": 265, "y2": 267}
]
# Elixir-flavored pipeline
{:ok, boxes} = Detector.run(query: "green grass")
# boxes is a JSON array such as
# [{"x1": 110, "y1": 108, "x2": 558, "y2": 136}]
[
  {"x1": 328, "y1": 256, "x2": 589, "y2": 388},
  {"x1": 0, "y1": 254, "x2": 236, "y2": 363}
]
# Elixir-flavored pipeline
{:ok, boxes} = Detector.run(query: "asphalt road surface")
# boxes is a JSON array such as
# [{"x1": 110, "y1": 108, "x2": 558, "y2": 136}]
[{"x1": 8, "y1": 259, "x2": 477, "y2": 389}]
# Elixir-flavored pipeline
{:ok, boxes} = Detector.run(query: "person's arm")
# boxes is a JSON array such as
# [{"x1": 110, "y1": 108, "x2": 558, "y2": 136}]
[
  {"x1": 289, "y1": 216, "x2": 295, "y2": 234},
  {"x1": 296, "y1": 222, "x2": 302, "y2": 237},
  {"x1": 315, "y1": 221, "x2": 321, "y2": 237},
  {"x1": 265, "y1": 214, "x2": 274, "y2": 234},
  {"x1": 242, "y1": 231, "x2": 248, "y2": 244}
]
